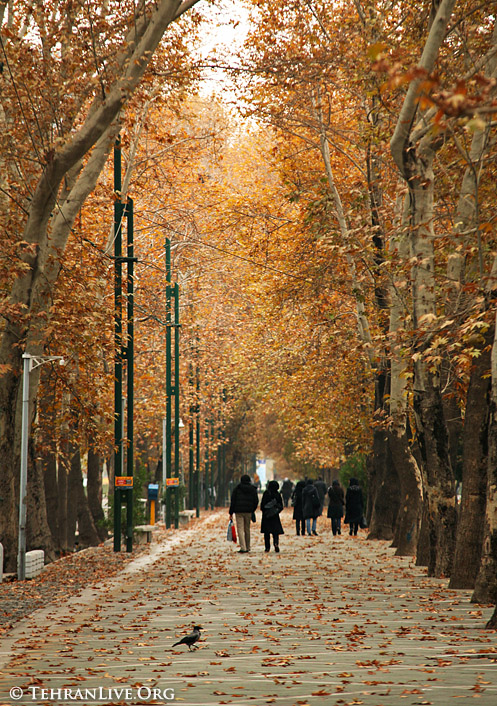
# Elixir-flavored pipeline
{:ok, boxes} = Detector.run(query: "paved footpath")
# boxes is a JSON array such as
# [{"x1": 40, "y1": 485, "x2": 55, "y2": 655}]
[{"x1": 1, "y1": 510, "x2": 496, "y2": 706}]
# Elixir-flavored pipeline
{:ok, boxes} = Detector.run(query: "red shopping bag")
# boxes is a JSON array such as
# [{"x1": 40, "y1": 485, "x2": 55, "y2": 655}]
[{"x1": 227, "y1": 518, "x2": 237, "y2": 543}]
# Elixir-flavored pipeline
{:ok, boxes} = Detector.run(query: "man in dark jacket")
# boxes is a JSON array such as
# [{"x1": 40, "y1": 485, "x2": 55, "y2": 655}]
[{"x1": 229, "y1": 474, "x2": 259, "y2": 553}]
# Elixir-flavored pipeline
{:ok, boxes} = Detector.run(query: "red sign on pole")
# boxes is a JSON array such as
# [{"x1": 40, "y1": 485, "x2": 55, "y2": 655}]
[
  {"x1": 166, "y1": 477, "x2": 179, "y2": 487},
  {"x1": 115, "y1": 476, "x2": 133, "y2": 488}
]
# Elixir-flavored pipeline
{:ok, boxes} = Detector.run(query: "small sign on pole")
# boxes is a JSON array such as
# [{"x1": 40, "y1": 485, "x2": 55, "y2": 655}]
[
  {"x1": 115, "y1": 476, "x2": 133, "y2": 488},
  {"x1": 166, "y1": 477, "x2": 179, "y2": 487}
]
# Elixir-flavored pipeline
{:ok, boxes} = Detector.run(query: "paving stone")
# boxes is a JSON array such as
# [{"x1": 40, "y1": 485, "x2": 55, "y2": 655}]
[{"x1": 0, "y1": 510, "x2": 495, "y2": 706}]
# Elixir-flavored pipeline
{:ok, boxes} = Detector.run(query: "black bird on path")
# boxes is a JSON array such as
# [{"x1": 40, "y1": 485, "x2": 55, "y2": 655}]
[{"x1": 172, "y1": 625, "x2": 202, "y2": 650}]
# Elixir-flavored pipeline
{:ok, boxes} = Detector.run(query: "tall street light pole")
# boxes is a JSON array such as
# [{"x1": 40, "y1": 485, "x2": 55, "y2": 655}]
[{"x1": 19, "y1": 353, "x2": 64, "y2": 580}]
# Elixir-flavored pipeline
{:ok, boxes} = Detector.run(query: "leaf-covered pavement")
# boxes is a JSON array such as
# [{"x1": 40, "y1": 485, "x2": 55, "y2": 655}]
[{"x1": 0, "y1": 510, "x2": 496, "y2": 705}]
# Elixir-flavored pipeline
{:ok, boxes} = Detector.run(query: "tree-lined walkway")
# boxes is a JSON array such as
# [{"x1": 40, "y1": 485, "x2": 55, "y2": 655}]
[{"x1": 1, "y1": 510, "x2": 496, "y2": 706}]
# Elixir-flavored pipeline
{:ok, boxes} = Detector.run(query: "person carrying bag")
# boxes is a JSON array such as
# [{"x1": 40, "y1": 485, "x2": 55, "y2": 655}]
[{"x1": 229, "y1": 474, "x2": 259, "y2": 553}]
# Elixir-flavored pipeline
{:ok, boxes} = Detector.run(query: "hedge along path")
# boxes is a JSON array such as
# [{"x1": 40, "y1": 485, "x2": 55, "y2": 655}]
[{"x1": 0, "y1": 509, "x2": 495, "y2": 706}]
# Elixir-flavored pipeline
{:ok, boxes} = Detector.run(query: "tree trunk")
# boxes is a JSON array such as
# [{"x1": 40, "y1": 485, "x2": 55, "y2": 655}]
[
  {"x1": 42, "y1": 450, "x2": 59, "y2": 547},
  {"x1": 0, "y1": 380, "x2": 19, "y2": 571},
  {"x1": 472, "y1": 307, "x2": 497, "y2": 607},
  {"x1": 413, "y1": 380, "x2": 456, "y2": 576},
  {"x1": 367, "y1": 428, "x2": 399, "y2": 540},
  {"x1": 77, "y1": 464, "x2": 101, "y2": 549},
  {"x1": 389, "y1": 428, "x2": 423, "y2": 556},
  {"x1": 57, "y1": 452, "x2": 69, "y2": 555},
  {"x1": 406, "y1": 138, "x2": 456, "y2": 578},
  {"x1": 389, "y1": 0, "x2": 459, "y2": 577},
  {"x1": 27, "y1": 437, "x2": 56, "y2": 562},
  {"x1": 486, "y1": 606, "x2": 497, "y2": 629},
  {"x1": 450, "y1": 332, "x2": 491, "y2": 588},
  {"x1": 87, "y1": 448, "x2": 108, "y2": 541},
  {"x1": 67, "y1": 444, "x2": 79, "y2": 550},
  {"x1": 38, "y1": 375, "x2": 59, "y2": 547},
  {"x1": 415, "y1": 506, "x2": 431, "y2": 567},
  {"x1": 68, "y1": 444, "x2": 101, "y2": 549},
  {"x1": 386, "y1": 191, "x2": 424, "y2": 557}
]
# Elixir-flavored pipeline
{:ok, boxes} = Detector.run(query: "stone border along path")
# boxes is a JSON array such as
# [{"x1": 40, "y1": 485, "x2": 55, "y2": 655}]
[{"x1": 0, "y1": 509, "x2": 496, "y2": 706}]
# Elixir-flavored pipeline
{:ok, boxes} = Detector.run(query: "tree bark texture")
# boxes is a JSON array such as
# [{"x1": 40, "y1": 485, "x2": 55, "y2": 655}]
[
  {"x1": 27, "y1": 437, "x2": 55, "y2": 563},
  {"x1": 388, "y1": 428, "x2": 423, "y2": 556},
  {"x1": 486, "y1": 605, "x2": 497, "y2": 629},
  {"x1": 57, "y1": 457, "x2": 69, "y2": 555},
  {"x1": 42, "y1": 451, "x2": 59, "y2": 549},
  {"x1": 450, "y1": 333, "x2": 491, "y2": 589},
  {"x1": 413, "y1": 380, "x2": 456, "y2": 576},
  {"x1": 87, "y1": 448, "x2": 108, "y2": 541},
  {"x1": 67, "y1": 445, "x2": 79, "y2": 551},
  {"x1": 400, "y1": 122, "x2": 456, "y2": 577},
  {"x1": 389, "y1": 0, "x2": 459, "y2": 572},
  {"x1": 386, "y1": 190, "x2": 425, "y2": 557},
  {"x1": 472, "y1": 307, "x2": 497, "y2": 606},
  {"x1": 367, "y1": 429, "x2": 399, "y2": 540},
  {"x1": 416, "y1": 506, "x2": 432, "y2": 568},
  {"x1": 67, "y1": 444, "x2": 101, "y2": 549}
]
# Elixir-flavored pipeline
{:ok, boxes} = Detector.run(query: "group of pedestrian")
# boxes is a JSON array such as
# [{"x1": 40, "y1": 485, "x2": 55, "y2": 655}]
[
  {"x1": 229, "y1": 474, "x2": 364, "y2": 553},
  {"x1": 291, "y1": 476, "x2": 364, "y2": 537}
]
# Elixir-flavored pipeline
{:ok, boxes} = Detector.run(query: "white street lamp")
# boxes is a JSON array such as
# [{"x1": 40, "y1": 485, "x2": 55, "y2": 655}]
[{"x1": 18, "y1": 352, "x2": 65, "y2": 580}]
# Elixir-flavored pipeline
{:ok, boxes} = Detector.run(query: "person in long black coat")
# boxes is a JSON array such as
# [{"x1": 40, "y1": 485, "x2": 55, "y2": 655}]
[
  {"x1": 260, "y1": 480, "x2": 284, "y2": 552},
  {"x1": 327, "y1": 479, "x2": 345, "y2": 536},
  {"x1": 291, "y1": 479, "x2": 306, "y2": 536},
  {"x1": 345, "y1": 477, "x2": 364, "y2": 536},
  {"x1": 302, "y1": 480, "x2": 320, "y2": 536}
]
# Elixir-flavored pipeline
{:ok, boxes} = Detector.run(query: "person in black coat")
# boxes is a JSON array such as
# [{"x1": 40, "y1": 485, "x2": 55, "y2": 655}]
[
  {"x1": 260, "y1": 480, "x2": 284, "y2": 552},
  {"x1": 302, "y1": 480, "x2": 320, "y2": 536},
  {"x1": 281, "y1": 478, "x2": 294, "y2": 507},
  {"x1": 314, "y1": 477, "x2": 328, "y2": 518},
  {"x1": 229, "y1": 474, "x2": 259, "y2": 553},
  {"x1": 345, "y1": 477, "x2": 364, "y2": 536},
  {"x1": 291, "y1": 479, "x2": 306, "y2": 535},
  {"x1": 327, "y1": 479, "x2": 345, "y2": 536}
]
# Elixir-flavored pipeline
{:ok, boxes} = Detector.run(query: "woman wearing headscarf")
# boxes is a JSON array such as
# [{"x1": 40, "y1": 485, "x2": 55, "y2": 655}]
[
  {"x1": 302, "y1": 479, "x2": 321, "y2": 536},
  {"x1": 345, "y1": 477, "x2": 364, "y2": 536},
  {"x1": 260, "y1": 480, "x2": 284, "y2": 552},
  {"x1": 327, "y1": 479, "x2": 345, "y2": 536}
]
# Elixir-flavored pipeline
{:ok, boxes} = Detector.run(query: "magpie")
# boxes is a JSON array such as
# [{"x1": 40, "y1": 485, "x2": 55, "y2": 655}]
[{"x1": 172, "y1": 625, "x2": 202, "y2": 650}]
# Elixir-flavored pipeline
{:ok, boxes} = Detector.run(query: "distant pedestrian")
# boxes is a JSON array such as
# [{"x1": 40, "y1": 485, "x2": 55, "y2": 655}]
[
  {"x1": 345, "y1": 477, "x2": 364, "y2": 536},
  {"x1": 260, "y1": 480, "x2": 284, "y2": 552},
  {"x1": 281, "y1": 478, "x2": 294, "y2": 508},
  {"x1": 327, "y1": 479, "x2": 345, "y2": 536},
  {"x1": 314, "y1": 477, "x2": 327, "y2": 516},
  {"x1": 302, "y1": 480, "x2": 320, "y2": 536},
  {"x1": 291, "y1": 479, "x2": 306, "y2": 535},
  {"x1": 229, "y1": 474, "x2": 259, "y2": 553}
]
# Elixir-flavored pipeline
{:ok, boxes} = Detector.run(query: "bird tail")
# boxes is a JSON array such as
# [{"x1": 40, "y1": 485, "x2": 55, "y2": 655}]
[{"x1": 172, "y1": 640, "x2": 181, "y2": 647}]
